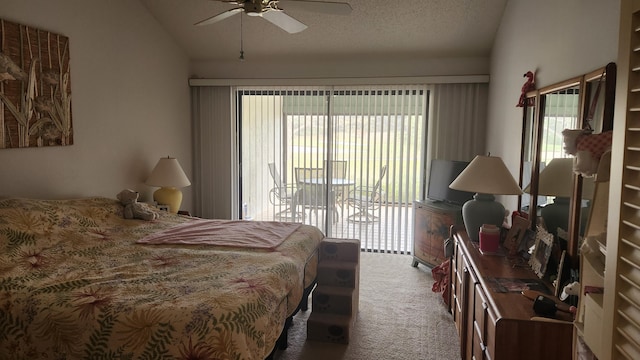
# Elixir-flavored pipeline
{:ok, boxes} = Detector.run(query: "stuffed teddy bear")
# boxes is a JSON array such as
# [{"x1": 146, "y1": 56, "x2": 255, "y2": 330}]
[
  {"x1": 116, "y1": 189, "x2": 158, "y2": 221},
  {"x1": 562, "y1": 129, "x2": 613, "y2": 177}
]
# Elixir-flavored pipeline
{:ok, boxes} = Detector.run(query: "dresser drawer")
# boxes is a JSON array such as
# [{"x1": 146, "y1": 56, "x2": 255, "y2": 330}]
[
  {"x1": 456, "y1": 248, "x2": 465, "y2": 280},
  {"x1": 453, "y1": 293, "x2": 464, "y2": 334},
  {"x1": 485, "y1": 306, "x2": 497, "y2": 359},
  {"x1": 474, "y1": 284, "x2": 489, "y2": 342},
  {"x1": 473, "y1": 320, "x2": 486, "y2": 360}
]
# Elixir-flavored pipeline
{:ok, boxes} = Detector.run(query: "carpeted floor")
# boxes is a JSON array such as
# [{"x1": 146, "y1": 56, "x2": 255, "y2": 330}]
[{"x1": 274, "y1": 251, "x2": 461, "y2": 360}]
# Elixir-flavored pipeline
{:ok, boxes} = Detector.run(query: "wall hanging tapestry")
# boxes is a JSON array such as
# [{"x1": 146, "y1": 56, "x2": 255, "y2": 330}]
[{"x1": 0, "y1": 18, "x2": 72, "y2": 149}]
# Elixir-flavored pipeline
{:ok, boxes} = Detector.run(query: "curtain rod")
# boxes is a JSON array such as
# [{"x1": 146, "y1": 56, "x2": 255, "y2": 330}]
[{"x1": 188, "y1": 75, "x2": 489, "y2": 87}]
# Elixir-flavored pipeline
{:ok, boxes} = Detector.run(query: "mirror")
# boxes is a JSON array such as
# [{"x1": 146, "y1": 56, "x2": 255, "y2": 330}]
[
  {"x1": 568, "y1": 62, "x2": 616, "y2": 266},
  {"x1": 534, "y1": 78, "x2": 581, "y2": 243},
  {"x1": 518, "y1": 93, "x2": 538, "y2": 213},
  {"x1": 519, "y1": 63, "x2": 616, "y2": 267},
  {"x1": 520, "y1": 77, "x2": 581, "y2": 236}
]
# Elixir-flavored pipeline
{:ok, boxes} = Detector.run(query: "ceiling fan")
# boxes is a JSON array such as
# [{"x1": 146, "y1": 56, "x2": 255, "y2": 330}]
[{"x1": 195, "y1": 0, "x2": 352, "y2": 34}]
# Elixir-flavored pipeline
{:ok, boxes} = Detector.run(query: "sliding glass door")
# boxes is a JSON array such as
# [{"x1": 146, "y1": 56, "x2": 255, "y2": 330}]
[{"x1": 238, "y1": 85, "x2": 427, "y2": 254}]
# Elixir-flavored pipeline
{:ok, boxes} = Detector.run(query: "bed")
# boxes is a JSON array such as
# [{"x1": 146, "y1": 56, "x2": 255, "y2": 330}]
[{"x1": 0, "y1": 197, "x2": 324, "y2": 359}]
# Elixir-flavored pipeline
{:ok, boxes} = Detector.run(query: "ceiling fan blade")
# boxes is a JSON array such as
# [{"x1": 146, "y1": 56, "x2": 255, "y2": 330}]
[
  {"x1": 278, "y1": 0, "x2": 352, "y2": 15},
  {"x1": 262, "y1": 11, "x2": 308, "y2": 33},
  {"x1": 194, "y1": 7, "x2": 243, "y2": 26}
]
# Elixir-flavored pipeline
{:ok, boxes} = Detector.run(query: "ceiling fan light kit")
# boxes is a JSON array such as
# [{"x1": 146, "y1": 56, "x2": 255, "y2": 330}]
[
  {"x1": 195, "y1": 0, "x2": 352, "y2": 34},
  {"x1": 243, "y1": 1, "x2": 263, "y2": 16}
]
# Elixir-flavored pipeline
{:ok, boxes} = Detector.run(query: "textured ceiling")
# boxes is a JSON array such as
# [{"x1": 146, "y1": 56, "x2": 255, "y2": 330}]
[{"x1": 140, "y1": 0, "x2": 508, "y2": 63}]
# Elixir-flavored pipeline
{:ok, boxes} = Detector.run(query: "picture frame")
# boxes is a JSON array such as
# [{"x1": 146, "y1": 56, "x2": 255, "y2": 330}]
[
  {"x1": 554, "y1": 250, "x2": 567, "y2": 297},
  {"x1": 529, "y1": 226, "x2": 554, "y2": 278},
  {"x1": 0, "y1": 18, "x2": 73, "y2": 149},
  {"x1": 518, "y1": 228, "x2": 537, "y2": 258},
  {"x1": 554, "y1": 229, "x2": 570, "y2": 297},
  {"x1": 504, "y1": 215, "x2": 531, "y2": 256}
]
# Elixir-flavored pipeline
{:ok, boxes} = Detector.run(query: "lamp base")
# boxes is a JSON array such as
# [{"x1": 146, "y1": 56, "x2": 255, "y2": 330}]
[
  {"x1": 462, "y1": 193, "x2": 506, "y2": 242},
  {"x1": 153, "y1": 187, "x2": 182, "y2": 214},
  {"x1": 540, "y1": 197, "x2": 570, "y2": 238}
]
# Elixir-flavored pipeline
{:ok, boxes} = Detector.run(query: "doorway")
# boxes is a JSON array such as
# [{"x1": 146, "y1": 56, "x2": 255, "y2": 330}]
[{"x1": 238, "y1": 85, "x2": 428, "y2": 254}]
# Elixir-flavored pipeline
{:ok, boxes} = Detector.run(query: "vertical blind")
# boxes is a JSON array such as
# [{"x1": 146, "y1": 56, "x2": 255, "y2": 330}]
[
  {"x1": 539, "y1": 87, "x2": 580, "y2": 165},
  {"x1": 191, "y1": 86, "x2": 233, "y2": 220},
  {"x1": 239, "y1": 85, "x2": 427, "y2": 254}
]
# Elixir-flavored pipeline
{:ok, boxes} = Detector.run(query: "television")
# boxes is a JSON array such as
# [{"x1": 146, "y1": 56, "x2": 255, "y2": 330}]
[{"x1": 427, "y1": 159, "x2": 475, "y2": 206}]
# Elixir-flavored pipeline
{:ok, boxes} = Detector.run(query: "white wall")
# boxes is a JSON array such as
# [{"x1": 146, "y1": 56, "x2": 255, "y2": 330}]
[
  {"x1": 0, "y1": 0, "x2": 193, "y2": 211},
  {"x1": 487, "y1": 0, "x2": 620, "y2": 212}
]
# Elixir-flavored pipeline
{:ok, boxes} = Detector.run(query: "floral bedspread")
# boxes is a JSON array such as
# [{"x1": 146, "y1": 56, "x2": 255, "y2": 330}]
[{"x1": 0, "y1": 197, "x2": 323, "y2": 360}]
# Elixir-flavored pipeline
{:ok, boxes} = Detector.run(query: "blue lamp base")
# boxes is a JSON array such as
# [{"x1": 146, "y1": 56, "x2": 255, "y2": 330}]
[
  {"x1": 540, "y1": 196, "x2": 570, "y2": 238},
  {"x1": 462, "y1": 193, "x2": 506, "y2": 242}
]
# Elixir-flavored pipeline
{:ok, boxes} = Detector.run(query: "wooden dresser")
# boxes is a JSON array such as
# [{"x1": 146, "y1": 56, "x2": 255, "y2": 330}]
[{"x1": 449, "y1": 229, "x2": 573, "y2": 360}]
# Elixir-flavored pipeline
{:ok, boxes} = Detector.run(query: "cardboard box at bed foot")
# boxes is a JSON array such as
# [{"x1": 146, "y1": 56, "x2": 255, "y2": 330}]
[
  {"x1": 316, "y1": 261, "x2": 360, "y2": 288},
  {"x1": 307, "y1": 312, "x2": 355, "y2": 344},
  {"x1": 320, "y1": 238, "x2": 361, "y2": 263},
  {"x1": 312, "y1": 285, "x2": 359, "y2": 316},
  {"x1": 308, "y1": 237, "x2": 360, "y2": 344}
]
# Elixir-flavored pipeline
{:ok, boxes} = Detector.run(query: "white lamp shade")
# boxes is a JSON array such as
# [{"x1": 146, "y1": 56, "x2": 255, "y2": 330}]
[
  {"x1": 523, "y1": 158, "x2": 573, "y2": 197},
  {"x1": 449, "y1": 155, "x2": 523, "y2": 195},
  {"x1": 146, "y1": 157, "x2": 191, "y2": 188},
  {"x1": 523, "y1": 157, "x2": 595, "y2": 200}
]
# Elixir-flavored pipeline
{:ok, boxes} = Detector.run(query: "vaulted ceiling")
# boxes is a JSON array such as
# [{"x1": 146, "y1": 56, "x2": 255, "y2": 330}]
[{"x1": 140, "y1": 0, "x2": 508, "y2": 63}]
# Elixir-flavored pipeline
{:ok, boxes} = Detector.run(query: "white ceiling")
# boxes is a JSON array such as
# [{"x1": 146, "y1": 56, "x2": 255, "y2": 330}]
[{"x1": 140, "y1": 0, "x2": 508, "y2": 63}]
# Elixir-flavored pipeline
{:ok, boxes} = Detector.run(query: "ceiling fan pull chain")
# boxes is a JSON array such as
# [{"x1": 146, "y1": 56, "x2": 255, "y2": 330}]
[{"x1": 239, "y1": 13, "x2": 245, "y2": 61}]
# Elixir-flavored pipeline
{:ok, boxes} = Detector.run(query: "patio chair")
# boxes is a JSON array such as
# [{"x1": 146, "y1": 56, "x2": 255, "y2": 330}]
[
  {"x1": 346, "y1": 165, "x2": 388, "y2": 223},
  {"x1": 294, "y1": 167, "x2": 325, "y2": 186},
  {"x1": 268, "y1": 162, "x2": 298, "y2": 220},
  {"x1": 324, "y1": 160, "x2": 348, "y2": 202},
  {"x1": 324, "y1": 160, "x2": 348, "y2": 179}
]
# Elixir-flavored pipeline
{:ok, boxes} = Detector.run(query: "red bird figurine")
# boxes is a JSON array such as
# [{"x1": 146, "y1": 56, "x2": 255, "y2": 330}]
[{"x1": 517, "y1": 71, "x2": 536, "y2": 107}]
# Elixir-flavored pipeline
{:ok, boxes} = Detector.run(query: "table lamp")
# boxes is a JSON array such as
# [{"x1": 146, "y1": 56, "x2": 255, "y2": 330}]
[
  {"x1": 524, "y1": 158, "x2": 573, "y2": 237},
  {"x1": 145, "y1": 156, "x2": 191, "y2": 213},
  {"x1": 523, "y1": 157, "x2": 594, "y2": 237},
  {"x1": 449, "y1": 155, "x2": 523, "y2": 242}
]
